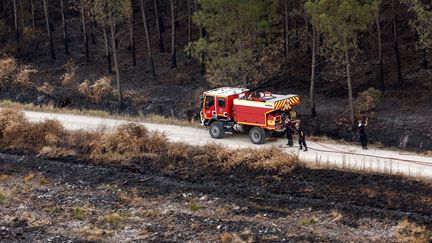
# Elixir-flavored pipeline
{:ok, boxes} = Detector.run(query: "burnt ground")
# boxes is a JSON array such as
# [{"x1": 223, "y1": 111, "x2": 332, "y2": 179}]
[{"x1": 0, "y1": 152, "x2": 431, "y2": 242}]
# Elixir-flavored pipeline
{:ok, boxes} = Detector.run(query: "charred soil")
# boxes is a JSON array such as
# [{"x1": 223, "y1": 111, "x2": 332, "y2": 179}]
[{"x1": 0, "y1": 151, "x2": 431, "y2": 242}]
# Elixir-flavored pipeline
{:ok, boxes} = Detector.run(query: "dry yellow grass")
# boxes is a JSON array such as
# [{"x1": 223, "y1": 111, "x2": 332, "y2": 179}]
[
  {"x1": 192, "y1": 144, "x2": 299, "y2": 174},
  {"x1": 396, "y1": 218, "x2": 432, "y2": 243},
  {"x1": 90, "y1": 123, "x2": 168, "y2": 163}
]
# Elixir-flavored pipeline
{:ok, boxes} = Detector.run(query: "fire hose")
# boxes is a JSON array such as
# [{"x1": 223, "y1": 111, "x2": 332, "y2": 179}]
[{"x1": 278, "y1": 141, "x2": 432, "y2": 168}]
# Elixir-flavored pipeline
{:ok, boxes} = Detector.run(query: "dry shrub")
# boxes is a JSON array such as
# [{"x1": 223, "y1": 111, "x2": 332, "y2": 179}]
[
  {"x1": 79, "y1": 79, "x2": 92, "y2": 98},
  {"x1": 0, "y1": 57, "x2": 36, "y2": 90},
  {"x1": 90, "y1": 123, "x2": 168, "y2": 163},
  {"x1": 61, "y1": 59, "x2": 78, "y2": 86},
  {"x1": 124, "y1": 91, "x2": 148, "y2": 107},
  {"x1": 193, "y1": 144, "x2": 298, "y2": 174},
  {"x1": 0, "y1": 109, "x2": 26, "y2": 136},
  {"x1": 37, "y1": 82, "x2": 54, "y2": 95},
  {"x1": 167, "y1": 142, "x2": 191, "y2": 163},
  {"x1": 2, "y1": 118, "x2": 67, "y2": 153},
  {"x1": 396, "y1": 219, "x2": 432, "y2": 243},
  {"x1": 92, "y1": 76, "x2": 114, "y2": 103},
  {"x1": 15, "y1": 66, "x2": 37, "y2": 89},
  {"x1": 356, "y1": 88, "x2": 382, "y2": 113},
  {"x1": 78, "y1": 77, "x2": 114, "y2": 103},
  {"x1": 67, "y1": 130, "x2": 103, "y2": 155},
  {"x1": 0, "y1": 57, "x2": 17, "y2": 82}
]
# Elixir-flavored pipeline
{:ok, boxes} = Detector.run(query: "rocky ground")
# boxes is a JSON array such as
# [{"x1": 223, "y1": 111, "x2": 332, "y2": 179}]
[{"x1": 0, "y1": 152, "x2": 431, "y2": 242}]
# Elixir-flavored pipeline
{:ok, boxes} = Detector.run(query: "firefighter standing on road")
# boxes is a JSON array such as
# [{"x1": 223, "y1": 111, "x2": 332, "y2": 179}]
[
  {"x1": 358, "y1": 118, "x2": 368, "y2": 150},
  {"x1": 296, "y1": 122, "x2": 308, "y2": 151},
  {"x1": 284, "y1": 117, "x2": 294, "y2": 147}
]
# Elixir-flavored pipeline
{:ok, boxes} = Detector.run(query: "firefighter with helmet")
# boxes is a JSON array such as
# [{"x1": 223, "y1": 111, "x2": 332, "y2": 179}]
[
  {"x1": 296, "y1": 121, "x2": 308, "y2": 151},
  {"x1": 283, "y1": 110, "x2": 296, "y2": 147}
]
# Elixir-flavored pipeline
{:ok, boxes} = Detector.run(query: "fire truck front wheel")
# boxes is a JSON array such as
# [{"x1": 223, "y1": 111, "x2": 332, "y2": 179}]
[
  {"x1": 249, "y1": 127, "x2": 266, "y2": 144},
  {"x1": 209, "y1": 122, "x2": 224, "y2": 139}
]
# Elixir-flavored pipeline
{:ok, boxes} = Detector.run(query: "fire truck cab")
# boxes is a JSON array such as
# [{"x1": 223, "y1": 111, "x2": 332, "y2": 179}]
[{"x1": 200, "y1": 87, "x2": 300, "y2": 144}]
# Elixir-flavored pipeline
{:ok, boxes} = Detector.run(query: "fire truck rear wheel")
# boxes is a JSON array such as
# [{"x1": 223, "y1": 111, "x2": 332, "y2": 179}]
[
  {"x1": 249, "y1": 127, "x2": 266, "y2": 144},
  {"x1": 209, "y1": 122, "x2": 224, "y2": 139}
]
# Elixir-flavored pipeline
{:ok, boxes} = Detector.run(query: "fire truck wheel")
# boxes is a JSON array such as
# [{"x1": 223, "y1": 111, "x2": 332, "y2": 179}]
[
  {"x1": 249, "y1": 127, "x2": 266, "y2": 144},
  {"x1": 209, "y1": 122, "x2": 224, "y2": 139}
]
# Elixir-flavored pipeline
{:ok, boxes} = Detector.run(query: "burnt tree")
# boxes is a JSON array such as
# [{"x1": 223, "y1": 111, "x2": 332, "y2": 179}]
[{"x1": 139, "y1": 0, "x2": 156, "y2": 78}]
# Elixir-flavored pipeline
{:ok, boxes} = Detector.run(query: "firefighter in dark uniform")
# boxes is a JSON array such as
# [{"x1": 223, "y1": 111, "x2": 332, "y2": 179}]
[
  {"x1": 358, "y1": 118, "x2": 368, "y2": 150},
  {"x1": 284, "y1": 116, "x2": 294, "y2": 146},
  {"x1": 296, "y1": 122, "x2": 308, "y2": 151}
]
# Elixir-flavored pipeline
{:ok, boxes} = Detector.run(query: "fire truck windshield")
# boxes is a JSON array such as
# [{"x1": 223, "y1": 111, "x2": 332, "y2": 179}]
[{"x1": 205, "y1": 96, "x2": 214, "y2": 108}]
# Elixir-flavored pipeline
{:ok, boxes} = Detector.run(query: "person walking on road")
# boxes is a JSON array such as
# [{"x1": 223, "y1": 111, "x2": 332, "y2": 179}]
[
  {"x1": 296, "y1": 122, "x2": 307, "y2": 151},
  {"x1": 358, "y1": 118, "x2": 368, "y2": 150}
]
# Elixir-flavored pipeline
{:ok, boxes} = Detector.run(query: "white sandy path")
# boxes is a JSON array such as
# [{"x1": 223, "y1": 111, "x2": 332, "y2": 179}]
[{"x1": 23, "y1": 111, "x2": 432, "y2": 179}]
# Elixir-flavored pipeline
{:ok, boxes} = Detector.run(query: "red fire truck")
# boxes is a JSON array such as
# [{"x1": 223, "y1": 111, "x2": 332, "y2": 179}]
[{"x1": 200, "y1": 87, "x2": 300, "y2": 144}]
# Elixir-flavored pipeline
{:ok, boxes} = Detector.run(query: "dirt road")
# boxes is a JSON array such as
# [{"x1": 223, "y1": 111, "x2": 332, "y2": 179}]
[{"x1": 23, "y1": 111, "x2": 432, "y2": 179}]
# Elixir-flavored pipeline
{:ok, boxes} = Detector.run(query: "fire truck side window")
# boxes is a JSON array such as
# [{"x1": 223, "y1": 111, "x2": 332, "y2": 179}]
[
  {"x1": 205, "y1": 96, "x2": 214, "y2": 108},
  {"x1": 218, "y1": 98, "x2": 226, "y2": 108}
]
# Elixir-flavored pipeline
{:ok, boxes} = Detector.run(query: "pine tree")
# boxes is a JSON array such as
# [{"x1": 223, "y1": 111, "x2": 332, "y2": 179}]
[
  {"x1": 305, "y1": 0, "x2": 378, "y2": 126},
  {"x1": 403, "y1": 0, "x2": 432, "y2": 69},
  {"x1": 93, "y1": 0, "x2": 132, "y2": 109},
  {"x1": 189, "y1": 0, "x2": 281, "y2": 86}
]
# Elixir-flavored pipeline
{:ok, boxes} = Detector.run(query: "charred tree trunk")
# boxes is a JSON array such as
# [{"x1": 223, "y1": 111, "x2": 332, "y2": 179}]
[
  {"x1": 344, "y1": 37, "x2": 355, "y2": 128},
  {"x1": 284, "y1": 0, "x2": 289, "y2": 63},
  {"x1": 316, "y1": 33, "x2": 323, "y2": 88},
  {"x1": 310, "y1": 26, "x2": 317, "y2": 117},
  {"x1": 13, "y1": 0, "x2": 18, "y2": 40},
  {"x1": 140, "y1": 0, "x2": 156, "y2": 78},
  {"x1": 102, "y1": 26, "x2": 112, "y2": 74},
  {"x1": 200, "y1": 27, "x2": 206, "y2": 76},
  {"x1": 421, "y1": 49, "x2": 429, "y2": 69},
  {"x1": 43, "y1": 0, "x2": 55, "y2": 60},
  {"x1": 195, "y1": 0, "x2": 205, "y2": 75},
  {"x1": 109, "y1": 13, "x2": 122, "y2": 110},
  {"x1": 80, "y1": 6, "x2": 89, "y2": 62},
  {"x1": 60, "y1": 0, "x2": 69, "y2": 55},
  {"x1": 154, "y1": 0, "x2": 164, "y2": 52},
  {"x1": 18, "y1": 0, "x2": 24, "y2": 32},
  {"x1": 170, "y1": 0, "x2": 177, "y2": 69},
  {"x1": 186, "y1": 0, "x2": 192, "y2": 59},
  {"x1": 392, "y1": 0, "x2": 404, "y2": 86},
  {"x1": 90, "y1": 16, "x2": 96, "y2": 45},
  {"x1": 129, "y1": 0, "x2": 136, "y2": 66},
  {"x1": 376, "y1": 12, "x2": 384, "y2": 92},
  {"x1": 30, "y1": 0, "x2": 35, "y2": 28}
]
